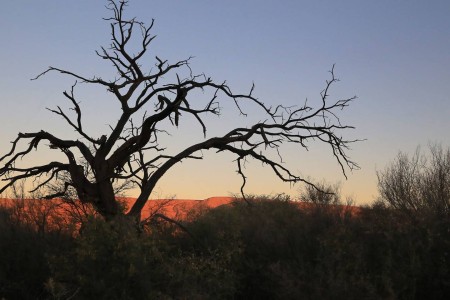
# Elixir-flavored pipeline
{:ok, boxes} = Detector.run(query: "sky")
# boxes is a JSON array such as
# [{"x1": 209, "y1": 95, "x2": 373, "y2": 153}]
[{"x1": 1, "y1": 1, "x2": 449, "y2": 204}]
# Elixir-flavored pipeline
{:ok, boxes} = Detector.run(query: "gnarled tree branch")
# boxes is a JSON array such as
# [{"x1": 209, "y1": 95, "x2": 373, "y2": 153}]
[{"x1": 1, "y1": 0, "x2": 359, "y2": 220}]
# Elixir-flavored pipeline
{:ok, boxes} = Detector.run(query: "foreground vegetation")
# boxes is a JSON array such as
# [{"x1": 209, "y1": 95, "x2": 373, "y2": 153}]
[{"x1": 1, "y1": 191, "x2": 448, "y2": 299}]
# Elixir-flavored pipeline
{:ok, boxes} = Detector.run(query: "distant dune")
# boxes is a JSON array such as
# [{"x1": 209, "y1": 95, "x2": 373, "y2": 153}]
[
  {"x1": 119, "y1": 196, "x2": 237, "y2": 220},
  {"x1": 0, "y1": 196, "x2": 237, "y2": 222},
  {"x1": 0, "y1": 196, "x2": 360, "y2": 229}
]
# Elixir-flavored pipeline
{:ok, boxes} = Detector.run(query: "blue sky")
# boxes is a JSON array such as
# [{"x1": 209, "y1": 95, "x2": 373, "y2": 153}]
[{"x1": 1, "y1": 1, "x2": 449, "y2": 203}]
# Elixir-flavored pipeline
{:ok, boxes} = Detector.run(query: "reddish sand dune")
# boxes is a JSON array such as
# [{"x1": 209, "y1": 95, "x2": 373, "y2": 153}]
[
  {"x1": 121, "y1": 196, "x2": 236, "y2": 220},
  {"x1": 0, "y1": 196, "x2": 237, "y2": 221},
  {"x1": 0, "y1": 196, "x2": 360, "y2": 231}
]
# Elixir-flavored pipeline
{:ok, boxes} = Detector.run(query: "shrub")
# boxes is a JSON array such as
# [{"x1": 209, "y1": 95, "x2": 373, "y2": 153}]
[{"x1": 0, "y1": 205, "x2": 71, "y2": 299}]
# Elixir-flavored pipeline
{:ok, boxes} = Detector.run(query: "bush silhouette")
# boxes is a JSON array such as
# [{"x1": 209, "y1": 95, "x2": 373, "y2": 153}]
[{"x1": 0, "y1": 191, "x2": 448, "y2": 299}]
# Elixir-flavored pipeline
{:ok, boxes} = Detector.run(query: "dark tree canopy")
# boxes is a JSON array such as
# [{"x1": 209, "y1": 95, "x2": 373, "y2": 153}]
[{"x1": 0, "y1": 0, "x2": 358, "y2": 219}]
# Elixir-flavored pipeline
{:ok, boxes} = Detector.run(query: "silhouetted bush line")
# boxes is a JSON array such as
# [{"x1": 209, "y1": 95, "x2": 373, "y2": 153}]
[{"x1": 0, "y1": 193, "x2": 448, "y2": 299}]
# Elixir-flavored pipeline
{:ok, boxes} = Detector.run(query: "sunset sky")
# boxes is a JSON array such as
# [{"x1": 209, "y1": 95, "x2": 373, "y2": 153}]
[{"x1": 1, "y1": 1, "x2": 449, "y2": 205}]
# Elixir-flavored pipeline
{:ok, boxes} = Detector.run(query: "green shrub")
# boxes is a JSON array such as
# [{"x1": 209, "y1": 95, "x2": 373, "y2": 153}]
[
  {"x1": 47, "y1": 216, "x2": 170, "y2": 299},
  {"x1": 1, "y1": 190, "x2": 448, "y2": 299},
  {"x1": 0, "y1": 205, "x2": 71, "y2": 299}
]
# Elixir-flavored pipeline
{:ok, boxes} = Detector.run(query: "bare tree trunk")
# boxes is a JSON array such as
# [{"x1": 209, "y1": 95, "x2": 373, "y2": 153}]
[
  {"x1": 0, "y1": 0, "x2": 359, "y2": 221},
  {"x1": 96, "y1": 180, "x2": 119, "y2": 218}
]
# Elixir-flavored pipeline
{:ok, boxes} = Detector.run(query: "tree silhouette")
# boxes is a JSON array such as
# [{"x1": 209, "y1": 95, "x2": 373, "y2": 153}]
[
  {"x1": 377, "y1": 144, "x2": 450, "y2": 218},
  {"x1": 0, "y1": 0, "x2": 358, "y2": 219}
]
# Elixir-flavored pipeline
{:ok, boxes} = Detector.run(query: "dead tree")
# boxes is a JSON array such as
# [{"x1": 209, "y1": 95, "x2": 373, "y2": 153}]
[{"x1": 0, "y1": 0, "x2": 359, "y2": 220}]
